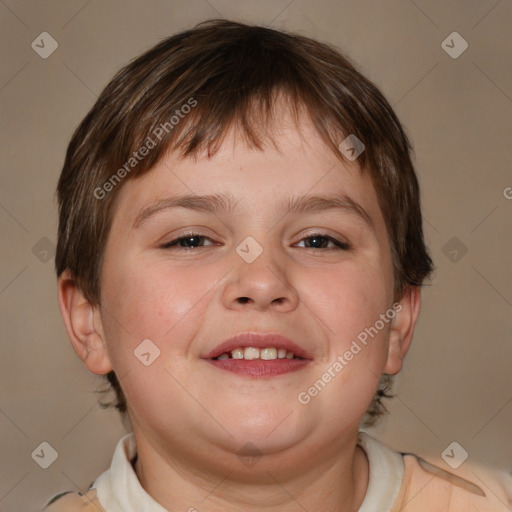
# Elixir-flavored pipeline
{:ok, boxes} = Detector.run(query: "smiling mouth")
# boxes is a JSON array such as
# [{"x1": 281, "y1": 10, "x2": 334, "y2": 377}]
[
  {"x1": 206, "y1": 346, "x2": 310, "y2": 377},
  {"x1": 211, "y1": 346, "x2": 304, "y2": 361}
]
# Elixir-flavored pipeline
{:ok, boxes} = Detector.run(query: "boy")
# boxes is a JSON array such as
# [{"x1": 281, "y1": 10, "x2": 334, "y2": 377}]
[{"x1": 47, "y1": 19, "x2": 511, "y2": 512}]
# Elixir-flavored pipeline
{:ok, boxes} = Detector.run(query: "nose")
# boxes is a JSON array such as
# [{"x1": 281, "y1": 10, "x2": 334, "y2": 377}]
[{"x1": 221, "y1": 242, "x2": 300, "y2": 313}]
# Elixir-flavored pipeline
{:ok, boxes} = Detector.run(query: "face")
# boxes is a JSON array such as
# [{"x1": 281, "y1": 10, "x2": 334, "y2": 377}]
[{"x1": 95, "y1": 108, "x2": 400, "y2": 473}]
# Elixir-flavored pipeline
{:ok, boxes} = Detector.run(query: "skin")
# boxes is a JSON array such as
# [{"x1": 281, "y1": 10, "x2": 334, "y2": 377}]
[{"x1": 58, "y1": 103, "x2": 421, "y2": 512}]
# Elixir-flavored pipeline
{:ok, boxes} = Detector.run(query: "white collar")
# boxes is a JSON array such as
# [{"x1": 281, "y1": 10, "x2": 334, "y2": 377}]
[
  {"x1": 91, "y1": 433, "x2": 168, "y2": 512},
  {"x1": 357, "y1": 431, "x2": 404, "y2": 511},
  {"x1": 91, "y1": 431, "x2": 404, "y2": 512}
]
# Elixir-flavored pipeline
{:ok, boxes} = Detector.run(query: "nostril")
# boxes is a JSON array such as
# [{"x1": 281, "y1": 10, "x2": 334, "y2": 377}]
[{"x1": 238, "y1": 297, "x2": 250, "y2": 304}]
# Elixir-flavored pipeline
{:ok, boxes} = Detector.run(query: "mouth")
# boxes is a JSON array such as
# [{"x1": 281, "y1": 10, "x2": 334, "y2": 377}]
[
  {"x1": 212, "y1": 347, "x2": 303, "y2": 360},
  {"x1": 202, "y1": 332, "x2": 313, "y2": 377}
]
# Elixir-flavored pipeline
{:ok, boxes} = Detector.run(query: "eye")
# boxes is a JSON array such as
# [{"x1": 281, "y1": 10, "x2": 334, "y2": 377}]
[
  {"x1": 295, "y1": 233, "x2": 350, "y2": 250},
  {"x1": 160, "y1": 232, "x2": 350, "y2": 251},
  {"x1": 160, "y1": 233, "x2": 216, "y2": 250}
]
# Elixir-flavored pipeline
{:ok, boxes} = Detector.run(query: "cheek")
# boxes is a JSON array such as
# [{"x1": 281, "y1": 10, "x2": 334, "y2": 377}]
[
  {"x1": 100, "y1": 254, "x2": 218, "y2": 353},
  {"x1": 298, "y1": 265, "x2": 391, "y2": 425},
  {"x1": 306, "y1": 260, "x2": 390, "y2": 340}
]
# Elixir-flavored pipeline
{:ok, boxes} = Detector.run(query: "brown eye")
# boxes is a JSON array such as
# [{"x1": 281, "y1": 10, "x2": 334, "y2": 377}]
[
  {"x1": 161, "y1": 233, "x2": 215, "y2": 250},
  {"x1": 297, "y1": 233, "x2": 350, "y2": 250}
]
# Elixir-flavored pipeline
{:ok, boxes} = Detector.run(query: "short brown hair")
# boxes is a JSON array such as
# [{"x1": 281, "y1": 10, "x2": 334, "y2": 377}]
[{"x1": 55, "y1": 19, "x2": 434, "y2": 426}]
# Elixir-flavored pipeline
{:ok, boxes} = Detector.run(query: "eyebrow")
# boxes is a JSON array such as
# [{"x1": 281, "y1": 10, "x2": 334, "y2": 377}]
[{"x1": 132, "y1": 192, "x2": 374, "y2": 231}]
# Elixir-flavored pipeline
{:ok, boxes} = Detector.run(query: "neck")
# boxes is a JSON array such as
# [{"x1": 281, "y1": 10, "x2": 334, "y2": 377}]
[{"x1": 132, "y1": 430, "x2": 369, "y2": 512}]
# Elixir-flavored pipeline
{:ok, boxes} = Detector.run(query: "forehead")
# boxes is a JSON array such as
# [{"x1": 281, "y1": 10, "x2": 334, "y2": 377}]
[{"x1": 110, "y1": 110, "x2": 387, "y2": 239}]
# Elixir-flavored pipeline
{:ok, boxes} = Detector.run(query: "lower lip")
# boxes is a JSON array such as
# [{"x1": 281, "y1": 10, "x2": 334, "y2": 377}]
[{"x1": 205, "y1": 358, "x2": 311, "y2": 377}]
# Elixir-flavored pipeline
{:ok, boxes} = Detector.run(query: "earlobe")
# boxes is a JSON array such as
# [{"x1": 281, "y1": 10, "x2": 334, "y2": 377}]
[
  {"x1": 383, "y1": 286, "x2": 421, "y2": 375},
  {"x1": 57, "y1": 270, "x2": 113, "y2": 375}
]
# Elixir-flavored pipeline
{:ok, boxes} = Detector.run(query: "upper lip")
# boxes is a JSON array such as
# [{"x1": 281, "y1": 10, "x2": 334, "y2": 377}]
[{"x1": 203, "y1": 332, "x2": 313, "y2": 360}]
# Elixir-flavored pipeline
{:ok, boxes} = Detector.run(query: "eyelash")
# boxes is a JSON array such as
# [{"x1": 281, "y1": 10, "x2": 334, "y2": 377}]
[{"x1": 160, "y1": 232, "x2": 350, "y2": 251}]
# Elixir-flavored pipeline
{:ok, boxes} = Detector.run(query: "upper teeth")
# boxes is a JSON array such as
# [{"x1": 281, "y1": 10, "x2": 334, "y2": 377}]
[{"x1": 216, "y1": 347, "x2": 296, "y2": 360}]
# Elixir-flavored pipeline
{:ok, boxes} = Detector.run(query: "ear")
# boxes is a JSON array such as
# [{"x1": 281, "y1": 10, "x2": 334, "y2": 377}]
[
  {"x1": 383, "y1": 286, "x2": 421, "y2": 375},
  {"x1": 57, "y1": 270, "x2": 113, "y2": 375}
]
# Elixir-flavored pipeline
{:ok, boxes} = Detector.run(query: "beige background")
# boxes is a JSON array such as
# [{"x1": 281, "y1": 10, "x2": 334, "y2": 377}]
[{"x1": 1, "y1": 1, "x2": 511, "y2": 511}]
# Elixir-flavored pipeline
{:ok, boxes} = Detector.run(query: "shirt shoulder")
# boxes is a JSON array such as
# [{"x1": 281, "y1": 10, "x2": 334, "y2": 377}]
[
  {"x1": 43, "y1": 488, "x2": 105, "y2": 512},
  {"x1": 391, "y1": 452, "x2": 512, "y2": 512}
]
